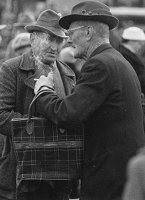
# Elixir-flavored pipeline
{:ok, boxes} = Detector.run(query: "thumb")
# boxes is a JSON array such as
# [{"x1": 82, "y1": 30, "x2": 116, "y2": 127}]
[
  {"x1": 47, "y1": 71, "x2": 53, "y2": 78},
  {"x1": 47, "y1": 71, "x2": 53, "y2": 83}
]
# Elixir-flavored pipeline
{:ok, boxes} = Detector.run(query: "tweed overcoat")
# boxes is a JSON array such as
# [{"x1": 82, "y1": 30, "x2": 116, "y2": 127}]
[
  {"x1": 0, "y1": 51, "x2": 75, "y2": 200},
  {"x1": 36, "y1": 43, "x2": 145, "y2": 200}
]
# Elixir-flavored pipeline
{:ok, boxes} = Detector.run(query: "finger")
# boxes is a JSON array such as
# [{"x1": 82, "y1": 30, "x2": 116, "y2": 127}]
[
  {"x1": 40, "y1": 75, "x2": 46, "y2": 79},
  {"x1": 47, "y1": 71, "x2": 53, "y2": 78},
  {"x1": 34, "y1": 86, "x2": 37, "y2": 94}
]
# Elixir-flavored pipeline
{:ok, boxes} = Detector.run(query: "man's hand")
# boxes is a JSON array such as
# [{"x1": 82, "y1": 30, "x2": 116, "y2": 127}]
[{"x1": 34, "y1": 71, "x2": 54, "y2": 94}]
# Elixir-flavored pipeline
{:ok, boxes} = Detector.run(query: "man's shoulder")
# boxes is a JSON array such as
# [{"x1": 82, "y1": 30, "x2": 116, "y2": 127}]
[
  {"x1": 2, "y1": 53, "x2": 24, "y2": 69},
  {"x1": 0, "y1": 55, "x2": 23, "y2": 81},
  {"x1": 2, "y1": 51, "x2": 32, "y2": 71}
]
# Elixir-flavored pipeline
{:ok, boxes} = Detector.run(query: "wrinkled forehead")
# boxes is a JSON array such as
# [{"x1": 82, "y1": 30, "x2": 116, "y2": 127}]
[{"x1": 30, "y1": 31, "x2": 65, "y2": 44}]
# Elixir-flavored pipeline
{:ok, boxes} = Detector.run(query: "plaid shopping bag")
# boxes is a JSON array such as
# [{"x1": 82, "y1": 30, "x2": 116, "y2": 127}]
[{"x1": 11, "y1": 90, "x2": 84, "y2": 187}]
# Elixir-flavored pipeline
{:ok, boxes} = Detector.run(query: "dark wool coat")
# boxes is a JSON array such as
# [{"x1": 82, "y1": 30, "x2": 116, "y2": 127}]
[
  {"x1": 36, "y1": 43, "x2": 145, "y2": 200},
  {"x1": 0, "y1": 51, "x2": 75, "y2": 200},
  {"x1": 119, "y1": 44, "x2": 145, "y2": 95}
]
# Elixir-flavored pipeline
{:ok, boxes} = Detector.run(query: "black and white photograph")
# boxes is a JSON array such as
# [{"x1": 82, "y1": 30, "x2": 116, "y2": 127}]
[{"x1": 0, "y1": 0, "x2": 145, "y2": 199}]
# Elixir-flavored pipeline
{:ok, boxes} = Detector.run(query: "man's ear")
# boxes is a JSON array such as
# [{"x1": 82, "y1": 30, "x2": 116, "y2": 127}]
[
  {"x1": 30, "y1": 33, "x2": 34, "y2": 43},
  {"x1": 86, "y1": 26, "x2": 94, "y2": 41}
]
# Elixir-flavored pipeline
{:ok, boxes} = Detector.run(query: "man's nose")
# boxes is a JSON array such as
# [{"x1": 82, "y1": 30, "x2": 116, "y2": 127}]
[
  {"x1": 51, "y1": 41, "x2": 58, "y2": 50},
  {"x1": 67, "y1": 36, "x2": 73, "y2": 44}
]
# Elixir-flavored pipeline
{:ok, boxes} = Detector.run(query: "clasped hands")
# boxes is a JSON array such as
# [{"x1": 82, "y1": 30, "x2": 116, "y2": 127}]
[{"x1": 34, "y1": 71, "x2": 54, "y2": 94}]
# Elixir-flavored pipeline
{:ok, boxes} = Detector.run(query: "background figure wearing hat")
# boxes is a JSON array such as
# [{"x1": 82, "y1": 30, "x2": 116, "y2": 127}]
[
  {"x1": 118, "y1": 27, "x2": 145, "y2": 95},
  {"x1": 33, "y1": 1, "x2": 145, "y2": 200},
  {"x1": 12, "y1": 32, "x2": 31, "y2": 57},
  {"x1": 5, "y1": 12, "x2": 35, "y2": 59},
  {"x1": 0, "y1": 9, "x2": 77, "y2": 200},
  {"x1": 13, "y1": 12, "x2": 35, "y2": 35}
]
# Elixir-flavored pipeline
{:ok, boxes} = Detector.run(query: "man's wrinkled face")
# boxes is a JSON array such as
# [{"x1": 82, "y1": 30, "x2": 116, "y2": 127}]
[
  {"x1": 67, "y1": 23, "x2": 87, "y2": 59},
  {"x1": 31, "y1": 31, "x2": 64, "y2": 65}
]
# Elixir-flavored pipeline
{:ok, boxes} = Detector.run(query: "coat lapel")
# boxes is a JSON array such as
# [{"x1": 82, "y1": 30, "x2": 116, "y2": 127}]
[
  {"x1": 24, "y1": 73, "x2": 37, "y2": 89},
  {"x1": 19, "y1": 52, "x2": 38, "y2": 89},
  {"x1": 56, "y1": 60, "x2": 76, "y2": 95}
]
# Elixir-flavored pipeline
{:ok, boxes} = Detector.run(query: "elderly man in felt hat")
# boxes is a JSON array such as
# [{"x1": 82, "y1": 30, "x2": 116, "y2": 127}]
[
  {"x1": 5, "y1": 12, "x2": 35, "y2": 59},
  {"x1": 0, "y1": 9, "x2": 77, "y2": 200},
  {"x1": 33, "y1": 1, "x2": 145, "y2": 200}
]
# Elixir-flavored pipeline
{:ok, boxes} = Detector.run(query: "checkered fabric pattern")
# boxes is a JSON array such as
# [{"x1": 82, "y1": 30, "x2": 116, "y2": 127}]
[{"x1": 11, "y1": 117, "x2": 84, "y2": 186}]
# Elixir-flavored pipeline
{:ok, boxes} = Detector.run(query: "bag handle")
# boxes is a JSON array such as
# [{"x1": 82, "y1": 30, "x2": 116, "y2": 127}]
[
  {"x1": 26, "y1": 89, "x2": 50, "y2": 135},
  {"x1": 28, "y1": 89, "x2": 51, "y2": 121}
]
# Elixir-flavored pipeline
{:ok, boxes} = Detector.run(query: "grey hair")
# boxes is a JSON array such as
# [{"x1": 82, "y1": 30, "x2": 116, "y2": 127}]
[
  {"x1": 93, "y1": 22, "x2": 109, "y2": 40},
  {"x1": 30, "y1": 31, "x2": 44, "y2": 41},
  {"x1": 73, "y1": 20, "x2": 109, "y2": 41}
]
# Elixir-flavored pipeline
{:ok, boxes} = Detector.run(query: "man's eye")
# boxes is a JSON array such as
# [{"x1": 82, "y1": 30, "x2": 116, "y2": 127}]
[
  {"x1": 49, "y1": 35, "x2": 55, "y2": 41},
  {"x1": 57, "y1": 38, "x2": 63, "y2": 44}
]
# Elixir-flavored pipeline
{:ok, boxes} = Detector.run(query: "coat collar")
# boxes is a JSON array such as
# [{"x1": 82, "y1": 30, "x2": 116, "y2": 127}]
[
  {"x1": 19, "y1": 50, "x2": 35, "y2": 71},
  {"x1": 18, "y1": 51, "x2": 75, "y2": 90},
  {"x1": 56, "y1": 60, "x2": 75, "y2": 79},
  {"x1": 19, "y1": 50, "x2": 75, "y2": 77},
  {"x1": 89, "y1": 43, "x2": 112, "y2": 58}
]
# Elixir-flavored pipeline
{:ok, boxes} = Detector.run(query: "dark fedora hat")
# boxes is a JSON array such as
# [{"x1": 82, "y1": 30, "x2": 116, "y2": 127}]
[
  {"x1": 25, "y1": 9, "x2": 68, "y2": 39},
  {"x1": 59, "y1": 1, "x2": 119, "y2": 30}
]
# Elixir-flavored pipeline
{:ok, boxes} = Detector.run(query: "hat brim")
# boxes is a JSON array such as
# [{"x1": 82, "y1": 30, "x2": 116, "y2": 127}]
[
  {"x1": 25, "y1": 24, "x2": 68, "y2": 39},
  {"x1": 59, "y1": 14, "x2": 119, "y2": 30},
  {"x1": 0, "y1": 25, "x2": 6, "y2": 30},
  {"x1": 13, "y1": 23, "x2": 29, "y2": 27}
]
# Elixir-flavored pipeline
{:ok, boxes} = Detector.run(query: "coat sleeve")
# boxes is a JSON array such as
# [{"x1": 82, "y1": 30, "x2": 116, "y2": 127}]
[
  {"x1": 0, "y1": 63, "x2": 22, "y2": 136},
  {"x1": 36, "y1": 58, "x2": 112, "y2": 128}
]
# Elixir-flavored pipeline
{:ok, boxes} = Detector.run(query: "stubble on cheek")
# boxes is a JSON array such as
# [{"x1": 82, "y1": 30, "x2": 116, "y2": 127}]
[{"x1": 32, "y1": 39, "x2": 45, "y2": 59}]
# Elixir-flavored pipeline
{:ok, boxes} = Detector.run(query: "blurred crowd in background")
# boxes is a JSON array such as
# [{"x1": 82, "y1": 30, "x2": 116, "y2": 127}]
[{"x1": 0, "y1": 0, "x2": 145, "y2": 75}]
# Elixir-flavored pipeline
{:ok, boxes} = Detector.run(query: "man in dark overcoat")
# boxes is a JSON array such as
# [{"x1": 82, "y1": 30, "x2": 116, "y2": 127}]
[
  {"x1": 0, "y1": 9, "x2": 76, "y2": 200},
  {"x1": 34, "y1": 1, "x2": 145, "y2": 200},
  {"x1": 119, "y1": 26, "x2": 145, "y2": 95}
]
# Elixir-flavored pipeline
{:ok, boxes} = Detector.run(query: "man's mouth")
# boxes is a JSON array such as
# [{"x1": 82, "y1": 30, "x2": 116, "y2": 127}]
[{"x1": 45, "y1": 52, "x2": 56, "y2": 56}]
